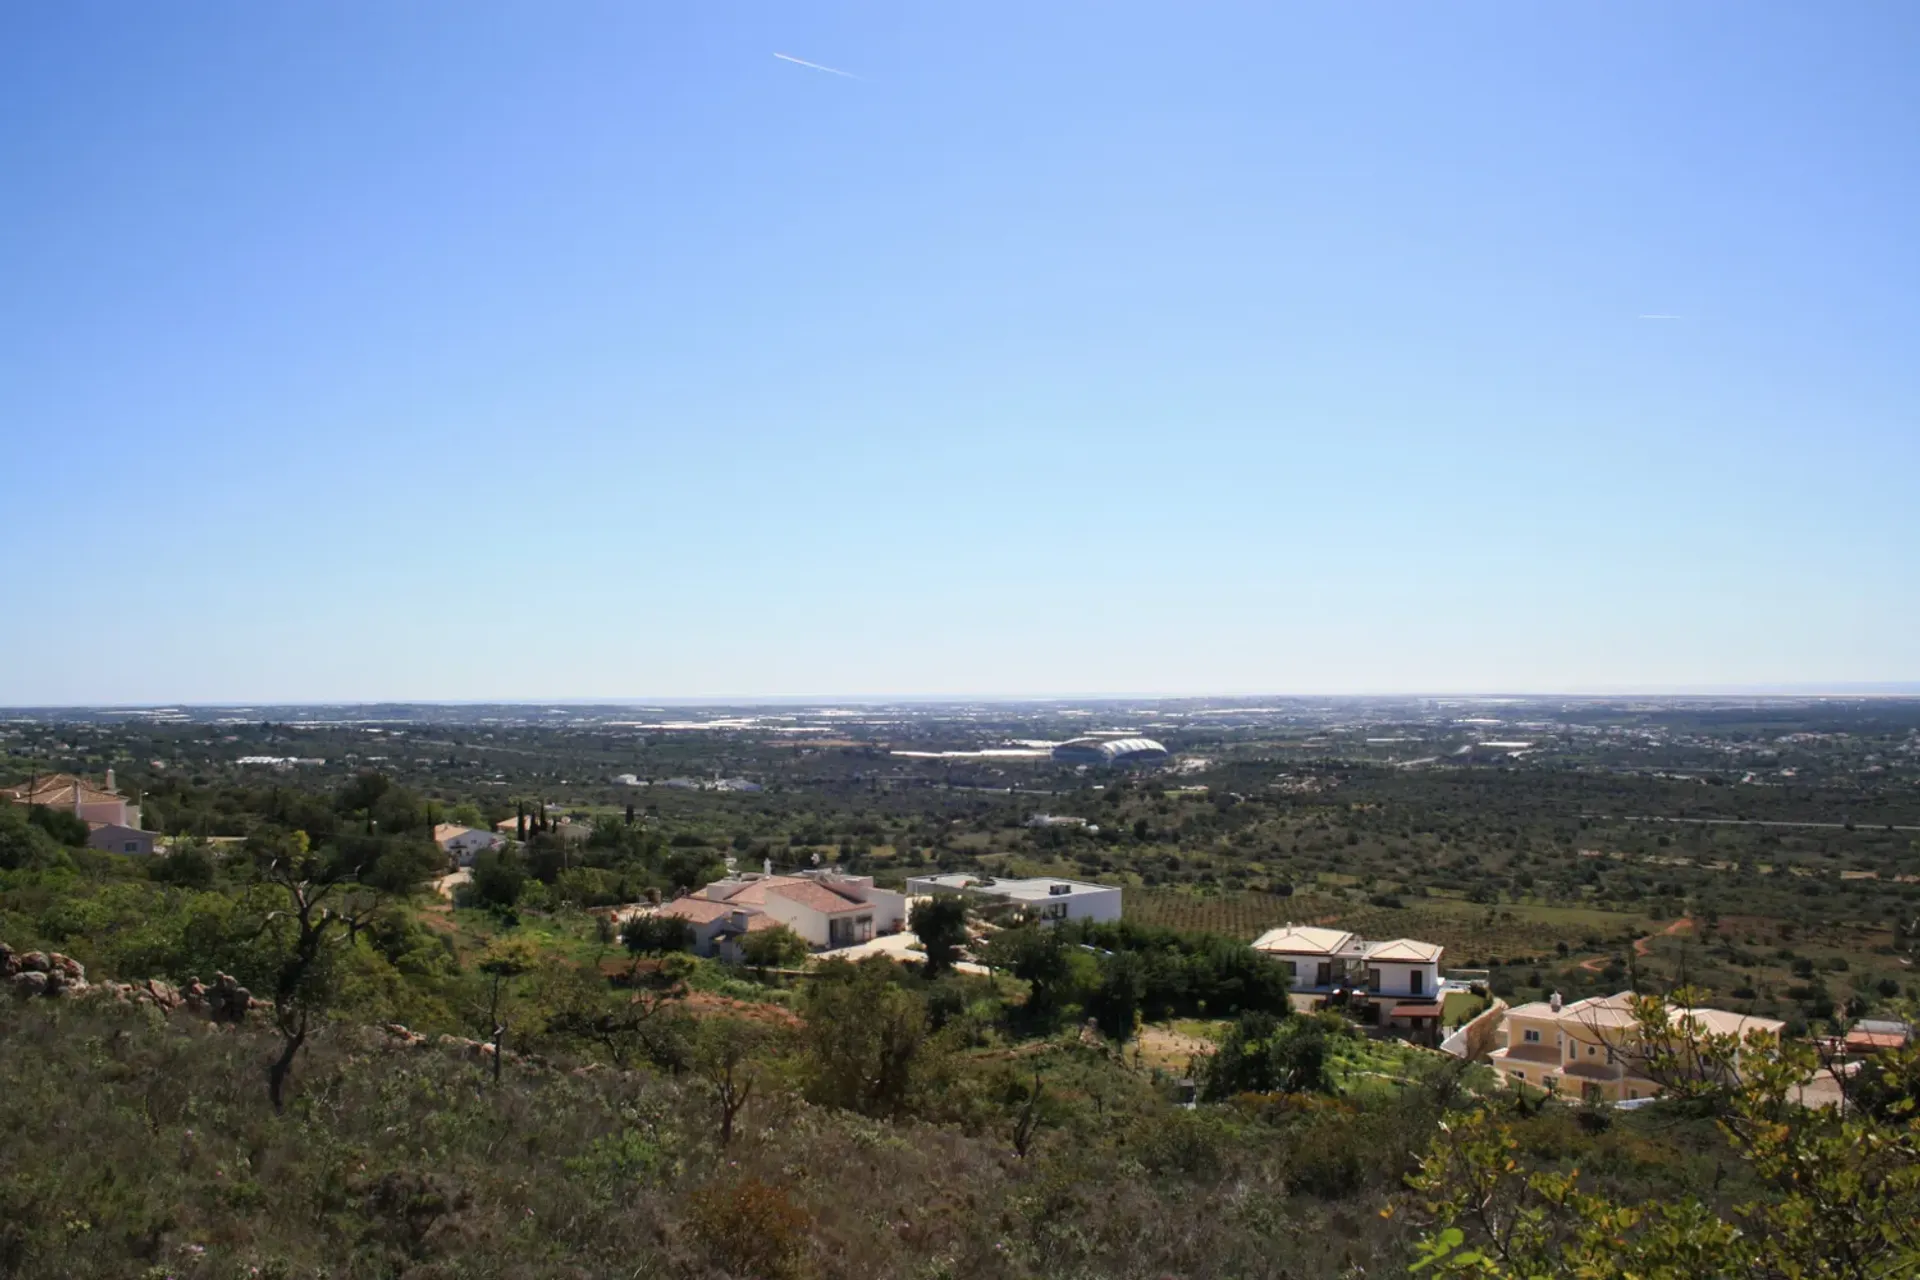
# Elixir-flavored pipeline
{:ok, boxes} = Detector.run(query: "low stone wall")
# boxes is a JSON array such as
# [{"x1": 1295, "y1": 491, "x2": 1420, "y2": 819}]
[{"x1": 2, "y1": 942, "x2": 265, "y2": 1022}]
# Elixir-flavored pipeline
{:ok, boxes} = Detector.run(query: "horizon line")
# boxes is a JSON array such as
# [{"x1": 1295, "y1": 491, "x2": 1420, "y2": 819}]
[{"x1": 6, "y1": 682, "x2": 1920, "y2": 711}]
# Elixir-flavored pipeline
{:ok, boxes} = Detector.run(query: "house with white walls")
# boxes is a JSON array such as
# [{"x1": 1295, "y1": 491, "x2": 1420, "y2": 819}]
[
  {"x1": 1251, "y1": 923, "x2": 1445, "y2": 1032},
  {"x1": 904, "y1": 874, "x2": 1122, "y2": 924}
]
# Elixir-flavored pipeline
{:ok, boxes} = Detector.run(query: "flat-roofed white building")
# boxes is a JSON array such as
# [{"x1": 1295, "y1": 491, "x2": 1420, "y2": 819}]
[{"x1": 904, "y1": 873, "x2": 1122, "y2": 924}]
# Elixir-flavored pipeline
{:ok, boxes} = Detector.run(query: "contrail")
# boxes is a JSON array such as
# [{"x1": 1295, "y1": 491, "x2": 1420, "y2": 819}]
[
  {"x1": 774, "y1": 52, "x2": 859, "y2": 79},
  {"x1": 1637, "y1": 313, "x2": 1683, "y2": 320}
]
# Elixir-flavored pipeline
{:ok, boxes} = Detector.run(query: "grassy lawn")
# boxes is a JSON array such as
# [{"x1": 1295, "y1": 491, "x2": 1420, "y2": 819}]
[{"x1": 1442, "y1": 990, "x2": 1486, "y2": 1024}]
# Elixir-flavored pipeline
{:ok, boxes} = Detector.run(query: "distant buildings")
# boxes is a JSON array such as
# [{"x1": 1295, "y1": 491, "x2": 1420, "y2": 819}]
[
  {"x1": 1052, "y1": 737, "x2": 1169, "y2": 767},
  {"x1": 905, "y1": 873, "x2": 1122, "y2": 925}
]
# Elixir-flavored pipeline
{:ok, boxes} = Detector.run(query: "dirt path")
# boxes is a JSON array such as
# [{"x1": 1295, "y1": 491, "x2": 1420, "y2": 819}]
[
  {"x1": 1638, "y1": 916, "x2": 1693, "y2": 955},
  {"x1": 1577, "y1": 917, "x2": 1692, "y2": 972}
]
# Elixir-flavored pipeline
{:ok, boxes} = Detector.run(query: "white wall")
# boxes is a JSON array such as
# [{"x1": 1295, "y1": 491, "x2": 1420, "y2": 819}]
[
  {"x1": 1062, "y1": 888, "x2": 1122, "y2": 924},
  {"x1": 1368, "y1": 961, "x2": 1439, "y2": 998},
  {"x1": 757, "y1": 896, "x2": 832, "y2": 948},
  {"x1": 857, "y1": 886, "x2": 908, "y2": 932}
]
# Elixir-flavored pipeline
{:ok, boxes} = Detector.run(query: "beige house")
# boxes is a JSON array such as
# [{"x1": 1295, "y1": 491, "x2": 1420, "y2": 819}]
[
  {"x1": 4, "y1": 771, "x2": 141, "y2": 829},
  {"x1": 432, "y1": 823, "x2": 503, "y2": 865},
  {"x1": 86, "y1": 824, "x2": 160, "y2": 855},
  {"x1": 1251, "y1": 924, "x2": 1445, "y2": 1030},
  {"x1": 636, "y1": 871, "x2": 912, "y2": 960},
  {"x1": 1489, "y1": 991, "x2": 1785, "y2": 1102}
]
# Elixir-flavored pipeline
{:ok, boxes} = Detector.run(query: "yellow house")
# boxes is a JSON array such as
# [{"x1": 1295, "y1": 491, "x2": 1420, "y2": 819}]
[{"x1": 1488, "y1": 991, "x2": 1784, "y2": 1103}]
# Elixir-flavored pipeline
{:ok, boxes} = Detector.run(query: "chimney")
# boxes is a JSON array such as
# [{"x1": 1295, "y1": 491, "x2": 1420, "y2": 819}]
[
  {"x1": 106, "y1": 768, "x2": 116, "y2": 794},
  {"x1": 1550, "y1": 991, "x2": 1562, "y2": 1012}
]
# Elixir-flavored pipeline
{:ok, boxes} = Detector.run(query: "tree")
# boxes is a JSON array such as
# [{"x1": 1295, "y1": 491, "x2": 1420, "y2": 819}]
[
  {"x1": 538, "y1": 961, "x2": 689, "y2": 1070},
  {"x1": 800, "y1": 959, "x2": 943, "y2": 1119},
  {"x1": 150, "y1": 837, "x2": 216, "y2": 888},
  {"x1": 475, "y1": 942, "x2": 536, "y2": 1085},
  {"x1": 251, "y1": 831, "x2": 354, "y2": 1111},
  {"x1": 1202, "y1": 1009, "x2": 1338, "y2": 1100},
  {"x1": 739, "y1": 924, "x2": 808, "y2": 972},
  {"x1": 26, "y1": 804, "x2": 89, "y2": 847},
  {"x1": 693, "y1": 1019, "x2": 769, "y2": 1146},
  {"x1": 909, "y1": 895, "x2": 970, "y2": 976},
  {"x1": 0, "y1": 803, "x2": 63, "y2": 870},
  {"x1": 1087, "y1": 951, "x2": 1147, "y2": 1042},
  {"x1": 621, "y1": 912, "x2": 695, "y2": 955},
  {"x1": 982, "y1": 926, "x2": 1088, "y2": 1023},
  {"x1": 469, "y1": 848, "x2": 526, "y2": 910}
]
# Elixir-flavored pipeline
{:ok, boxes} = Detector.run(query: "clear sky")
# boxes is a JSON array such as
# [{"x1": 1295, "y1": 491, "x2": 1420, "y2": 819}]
[{"x1": 3, "y1": 3, "x2": 1916, "y2": 704}]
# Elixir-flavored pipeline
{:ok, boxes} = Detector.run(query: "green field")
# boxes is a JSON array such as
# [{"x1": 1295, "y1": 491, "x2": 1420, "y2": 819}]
[{"x1": 1126, "y1": 888, "x2": 1653, "y2": 965}]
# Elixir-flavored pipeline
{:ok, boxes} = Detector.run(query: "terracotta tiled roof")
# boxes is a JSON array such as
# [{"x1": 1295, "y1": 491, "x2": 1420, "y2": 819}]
[
  {"x1": 767, "y1": 881, "x2": 867, "y2": 916},
  {"x1": 716, "y1": 876, "x2": 810, "y2": 907},
  {"x1": 3, "y1": 773, "x2": 121, "y2": 806},
  {"x1": 658, "y1": 898, "x2": 737, "y2": 924},
  {"x1": 1367, "y1": 938, "x2": 1444, "y2": 963},
  {"x1": 1250, "y1": 925, "x2": 1353, "y2": 956}
]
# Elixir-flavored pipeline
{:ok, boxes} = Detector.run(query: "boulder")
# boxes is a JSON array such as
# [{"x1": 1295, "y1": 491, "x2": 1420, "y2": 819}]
[
  {"x1": 206, "y1": 972, "x2": 254, "y2": 1023},
  {"x1": 0, "y1": 943, "x2": 15, "y2": 977},
  {"x1": 19, "y1": 952, "x2": 51, "y2": 974},
  {"x1": 138, "y1": 978, "x2": 184, "y2": 1011},
  {"x1": 11, "y1": 971, "x2": 49, "y2": 999},
  {"x1": 49, "y1": 954, "x2": 85, "y2": 982}
]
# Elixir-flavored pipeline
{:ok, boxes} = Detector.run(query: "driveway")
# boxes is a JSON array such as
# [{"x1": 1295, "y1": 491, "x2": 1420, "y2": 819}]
[{"x1": 818, "y1": 930, "x2": 989, "y2": 974}]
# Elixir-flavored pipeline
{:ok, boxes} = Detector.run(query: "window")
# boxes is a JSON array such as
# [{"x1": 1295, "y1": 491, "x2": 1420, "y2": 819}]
[
  {"x1": 1410, "y1": 969, "x2": 1424, "y2": 995},
  {"x1": 1513, "y1": 1071, "x2": 1526, "y2": 1082},
  {"x1": 1587, "y1": 1045, "x2": 1597, "y2": 1057},
  {"x1": 1367, "y1": 967, "x2": 1382, "y2": 992},
  {"x1": 1522, "y1": 1029, "x2": 1541, "y2": 1043},
  {"x1": 125, "y1": 841, "x2": 140, "y2": 852}
]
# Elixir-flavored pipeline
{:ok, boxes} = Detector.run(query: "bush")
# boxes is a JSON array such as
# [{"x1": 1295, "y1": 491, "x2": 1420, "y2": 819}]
[
  {"x1": 149, "y1": 840, "x2": 216, "y2": 889},
  {"x1": 469, "y1": 849, "x2": 526, "y2": 909},
  {"x1": 621, "y1": 912, "x2": 694, "y2": 955},
  {"x1": 27, "y1": 805, "x2": 90, "y2": 847}
]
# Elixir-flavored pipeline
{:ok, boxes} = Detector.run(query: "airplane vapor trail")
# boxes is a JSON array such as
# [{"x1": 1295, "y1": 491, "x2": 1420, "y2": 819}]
[
  {"x1": 1637, "y1": 313, "x2": 1683, "y2": 320},
  {"x1": 774, "y1": 52, "x2": 859, "y2": 79}
]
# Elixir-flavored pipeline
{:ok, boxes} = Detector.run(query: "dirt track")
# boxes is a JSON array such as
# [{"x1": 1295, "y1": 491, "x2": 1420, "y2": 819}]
[{"x1": 1576, "y1": 917, "x2": 1692, "y2": 973}]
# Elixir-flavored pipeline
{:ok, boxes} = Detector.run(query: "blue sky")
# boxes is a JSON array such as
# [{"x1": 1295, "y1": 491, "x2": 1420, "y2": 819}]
[{"x1": 3, "y1": 2, "x2": 1916, "y2": 703}]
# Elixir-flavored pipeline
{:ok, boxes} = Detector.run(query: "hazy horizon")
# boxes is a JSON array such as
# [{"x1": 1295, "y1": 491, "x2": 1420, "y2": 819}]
[{"x1": 7, "y1": 683, "x2": 1920, "y2": 714}]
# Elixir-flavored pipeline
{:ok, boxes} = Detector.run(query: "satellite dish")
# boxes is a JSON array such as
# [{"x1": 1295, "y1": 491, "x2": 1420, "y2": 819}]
[{"x1": 811, "y1": 850, "x2": 822, "y2": 866}]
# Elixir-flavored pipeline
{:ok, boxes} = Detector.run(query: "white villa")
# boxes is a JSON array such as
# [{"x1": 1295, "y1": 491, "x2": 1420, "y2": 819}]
[
  {"x1": 656, "y1": 871, "x2": 909, "y2": 960},
  {"x1": 905, "y1": 873, "x2": 1122, "y2": 925},
  {"x1": 1251, "y1": 924, "x2": 1445, "y2": 1031},
  {"x1": 433, "y1": 823, "x2": 504, "y2": 865}
]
